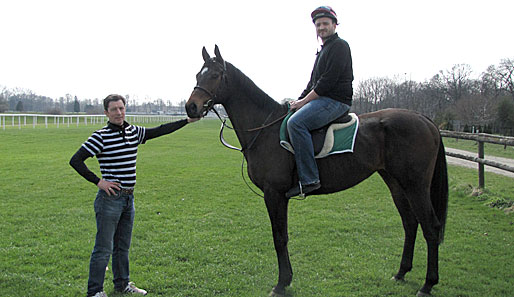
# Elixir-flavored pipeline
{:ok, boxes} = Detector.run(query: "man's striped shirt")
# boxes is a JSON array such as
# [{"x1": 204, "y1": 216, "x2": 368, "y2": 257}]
[{"x1": 82, "y1": 123, "x2": 146, "y2": 189}]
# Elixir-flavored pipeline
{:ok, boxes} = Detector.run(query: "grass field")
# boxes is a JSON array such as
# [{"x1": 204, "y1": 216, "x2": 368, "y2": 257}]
[{"x1": 1, "y1": 119, "x2": 513, "y2": 297}]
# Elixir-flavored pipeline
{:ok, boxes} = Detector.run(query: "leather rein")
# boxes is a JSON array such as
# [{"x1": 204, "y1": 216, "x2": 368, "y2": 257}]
[
  {"x1": 203, "y1": 100, "x2": 288, "y2": 152},
  {"x1": 192, "y1": 64, "x2": 289, "y2": 199},
  {"x1": 193, "y1": 70, "x2": 288, "y2": 152}
]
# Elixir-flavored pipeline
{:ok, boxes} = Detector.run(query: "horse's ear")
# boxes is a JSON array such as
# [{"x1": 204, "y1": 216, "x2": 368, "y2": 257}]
[
  {"x1": 214, "y1": 44, "x2": 224, "y2": 64},
  {"x1": 202, "y1": 46, "x2": 210, "y2": 62}
]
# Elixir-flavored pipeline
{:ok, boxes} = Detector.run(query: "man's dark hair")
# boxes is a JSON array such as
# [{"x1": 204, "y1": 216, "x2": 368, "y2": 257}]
[{"x1": 103, "y1": 94, "x2": 126, "y2": 111}]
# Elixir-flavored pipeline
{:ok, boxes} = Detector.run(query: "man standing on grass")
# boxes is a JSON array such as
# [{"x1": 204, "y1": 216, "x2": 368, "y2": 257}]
[{"x1": 70, "y1": 94, "x2": 199, "y2": 297}]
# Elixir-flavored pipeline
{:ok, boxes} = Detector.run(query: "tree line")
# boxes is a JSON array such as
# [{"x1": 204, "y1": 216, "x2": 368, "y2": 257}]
[
  {"x1": 0, "y1": 90, "x2": 188, "y2": 116},
  {"x1": 1, "y1": 58, "x2": 513, "y2": 135},
  {"x1": 352, "y1": 58, "x2": 514, "y2": 135}
]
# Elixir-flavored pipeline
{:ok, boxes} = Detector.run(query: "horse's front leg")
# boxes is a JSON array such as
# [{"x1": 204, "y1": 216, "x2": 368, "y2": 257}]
[{"x1": 264, "y1": 188, "x2": 292, "y2": 296}]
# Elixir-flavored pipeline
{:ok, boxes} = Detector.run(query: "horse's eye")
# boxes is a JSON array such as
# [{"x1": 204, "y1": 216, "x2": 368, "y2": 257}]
[{"x1": 211, "y1": 73, "x2": 220, "y2": 79}]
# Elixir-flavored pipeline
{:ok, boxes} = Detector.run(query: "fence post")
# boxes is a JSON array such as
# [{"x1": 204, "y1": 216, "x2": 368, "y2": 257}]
[{"x1": 478, "y1": 140, "x2": 485, "y2": 188}]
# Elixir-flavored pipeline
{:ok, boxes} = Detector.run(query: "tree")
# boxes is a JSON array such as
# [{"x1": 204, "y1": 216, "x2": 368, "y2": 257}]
[
  {"x1": 497, "y1": 58, "x2": 514, "y2": 99},
  {"x1": 15, "y1": 100, "x2": 24, "y2": 112},
  {"x1": 454, "y1": 94, "x2": 497, "y2": 126},
  {"x1": 496, "y1": 98, "x2": 514, "y2": 135},
  {"x1": 353, "y1": 77, "x2": 394, "y2": 113},
  {"x1": 0, "y1": 95, "x2": 8, "y2": 112},
  {"x1": 74, "y1": 96, "x2": 80, "y2": 112},
  {"x1": 439, "y1": 64, "x2": 473, "y2": 103},
  {"x1": 480, "y1": 65, "x2": 504, "y2": 99}
]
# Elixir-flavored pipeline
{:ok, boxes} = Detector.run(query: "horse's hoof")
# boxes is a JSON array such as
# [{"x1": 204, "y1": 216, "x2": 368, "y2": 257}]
[
  {"x1": 391, "y1": 275, "x2": 405, "y2": 282},
  {"x1": 269, "y1": 290, "x2": 285, "y2": 297},
  {"x1": 416, "y1": 290, "x2": 431, "y2": 297},
  {"x1": 269, "y1": 286, "x2": 285, "y2": 297}
]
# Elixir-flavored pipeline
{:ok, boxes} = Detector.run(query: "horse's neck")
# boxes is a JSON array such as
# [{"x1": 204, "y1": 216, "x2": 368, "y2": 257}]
[
  {"x1": 222, "y1": 65, "x2": 282, "y2": 129},
  {"x1": 221, "y1": 64, "x2": 284, "y2": 146}
]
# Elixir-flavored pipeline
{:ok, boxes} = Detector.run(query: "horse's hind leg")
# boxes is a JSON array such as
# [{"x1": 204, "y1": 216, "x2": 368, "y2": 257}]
[
  {"x1": 403, "y1": 187, "x2": 442, "y2": 296},
  {"x1": 410, "y1": 197, "x2": 441, "y2": 296},
  {"x1": 379, "y1": 171, "x2": 418, "y2": 281}
]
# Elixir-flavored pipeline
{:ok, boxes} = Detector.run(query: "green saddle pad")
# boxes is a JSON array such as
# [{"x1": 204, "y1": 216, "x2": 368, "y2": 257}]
[{"x1": 280, "y1": 112, "x2": 359, "y2": 159}]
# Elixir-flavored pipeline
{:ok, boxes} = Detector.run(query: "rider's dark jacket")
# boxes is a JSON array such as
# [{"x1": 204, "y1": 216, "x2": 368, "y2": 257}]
[{"x1": 300, "y1": 33, "x2": 353, "y2": 106}]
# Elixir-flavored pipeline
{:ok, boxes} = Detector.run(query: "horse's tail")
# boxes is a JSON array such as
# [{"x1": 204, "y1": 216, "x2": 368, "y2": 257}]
[{"x1": 430, "y1": 135, "x2": 449, "y2": 244}]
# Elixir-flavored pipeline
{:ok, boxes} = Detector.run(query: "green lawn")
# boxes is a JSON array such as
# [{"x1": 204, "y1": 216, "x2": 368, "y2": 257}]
[{"x1": 0, "y1": 120, "x2": 513, "y2": 296}]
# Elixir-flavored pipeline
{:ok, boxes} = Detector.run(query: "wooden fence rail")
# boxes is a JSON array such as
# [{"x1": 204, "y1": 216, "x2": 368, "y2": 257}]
[{"x1": 440, "y1": 130, "x2": 514, "y2": 187}]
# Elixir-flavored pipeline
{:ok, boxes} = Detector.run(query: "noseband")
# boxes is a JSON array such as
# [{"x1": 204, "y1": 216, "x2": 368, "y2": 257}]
[
  {"x1": 192, "y1": 60, "x2": 288, "y2": 150},
  {"x1": 193, "y1": 85, "x2": 216, "y2": 116},
  {"x1": 192, "y1": 59, "x2": 227, "y2": 116}
]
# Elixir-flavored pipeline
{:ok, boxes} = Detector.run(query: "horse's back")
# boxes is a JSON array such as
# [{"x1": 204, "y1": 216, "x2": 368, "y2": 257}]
[
  {"x1": 362, "y1": 108, "x2": 441, "y2": 184},
  {"x1": 317, "y1": 109, "x2": 440, "y2": 193}
]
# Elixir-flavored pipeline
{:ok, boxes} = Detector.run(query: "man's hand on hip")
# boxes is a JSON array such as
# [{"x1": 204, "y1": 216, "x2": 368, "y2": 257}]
[{"x1": 97, "y1": 179, "x2": 121, "y2": 196}]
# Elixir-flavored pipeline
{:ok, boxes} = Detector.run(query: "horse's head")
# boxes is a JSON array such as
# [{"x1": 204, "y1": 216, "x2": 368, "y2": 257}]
[{"x1": 186, "y1": 45, "x2": 226, "y2": 118}]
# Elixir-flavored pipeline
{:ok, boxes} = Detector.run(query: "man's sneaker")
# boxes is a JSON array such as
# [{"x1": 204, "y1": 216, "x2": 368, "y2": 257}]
[
  {"x1": 90, "y1": 292, "x2": 108, "y2": 297},
  {"x1": 122, "y1": 282, "x2": 147, "y2": 295}
]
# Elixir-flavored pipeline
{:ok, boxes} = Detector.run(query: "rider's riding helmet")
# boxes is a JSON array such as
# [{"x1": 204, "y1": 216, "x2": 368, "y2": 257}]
[{"x1": 311, "y1": 6, "x2": 338, "y2": 24}]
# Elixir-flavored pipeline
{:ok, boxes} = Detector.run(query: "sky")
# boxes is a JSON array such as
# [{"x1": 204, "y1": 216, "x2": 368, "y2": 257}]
[{"x1": 1, "y1": 0, "x2": 513, "y2": 104}]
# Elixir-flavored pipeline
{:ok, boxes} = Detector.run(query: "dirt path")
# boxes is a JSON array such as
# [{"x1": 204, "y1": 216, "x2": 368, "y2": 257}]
[{"x1": 445, "y1": 147, "x2": 514, "y2": 178}]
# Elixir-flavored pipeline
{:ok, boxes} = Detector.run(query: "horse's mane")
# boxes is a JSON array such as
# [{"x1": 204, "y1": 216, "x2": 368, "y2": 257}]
[{"x1": 225, "y1": 62, "x2": 287, "y2": 112}]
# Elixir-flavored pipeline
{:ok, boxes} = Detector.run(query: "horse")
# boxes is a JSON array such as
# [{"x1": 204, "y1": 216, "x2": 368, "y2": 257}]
[{"x1": 185, "y1": 45, "x2": 448, "y2": 297}]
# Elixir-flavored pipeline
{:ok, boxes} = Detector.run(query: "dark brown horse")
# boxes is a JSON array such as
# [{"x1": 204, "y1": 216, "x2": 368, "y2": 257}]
[{"x1": 185, "y1": 46, "x2": 448, "y2": 297}]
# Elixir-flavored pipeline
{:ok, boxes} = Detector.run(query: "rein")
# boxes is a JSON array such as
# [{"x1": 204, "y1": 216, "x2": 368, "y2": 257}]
[
  {"x1": 207, "y1": 105, "x2": 288, "y2": 152},
  {"x1": 209, "y1": 103, "x2": 288, "y2": 133},
  {"x1": 192, "y1": 59, "x2": 293, "y2": 199}
]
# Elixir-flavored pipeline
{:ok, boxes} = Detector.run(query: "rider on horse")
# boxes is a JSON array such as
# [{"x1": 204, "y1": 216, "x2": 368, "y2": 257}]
[{"x1": 286, "y1": 6, "x2": 354, "y2": 198}]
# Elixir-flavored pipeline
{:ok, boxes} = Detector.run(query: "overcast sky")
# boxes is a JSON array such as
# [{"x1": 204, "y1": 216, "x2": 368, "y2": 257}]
[{"x1": 1, "y1": 0, "x2": 513, "y2": 104}]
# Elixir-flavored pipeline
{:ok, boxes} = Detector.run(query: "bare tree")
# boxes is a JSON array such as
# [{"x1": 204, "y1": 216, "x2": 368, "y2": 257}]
[
  {"x1": 454, "y1": 94, "x2": 497, "y2": 126},
  {"x1": 480, "y1": 65, "x2": 504, "y2": 99},
  {"x1": 439, "y1": 64, "x2": 473, "y2": 103},
  {"x1": 354, "y1": 77, "x2": 394, "y2": 113},
  {"x1": 497, "y1": 58, "x2": 514, "y2": 98}
]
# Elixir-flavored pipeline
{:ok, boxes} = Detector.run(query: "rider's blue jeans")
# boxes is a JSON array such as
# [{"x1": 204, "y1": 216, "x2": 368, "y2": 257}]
[
  {"x1": 287, "y1": 96, "x2": 350, "y2": 186},
  {"x1": 87, "y1": 190, "x2": 135, "y2": 296}
]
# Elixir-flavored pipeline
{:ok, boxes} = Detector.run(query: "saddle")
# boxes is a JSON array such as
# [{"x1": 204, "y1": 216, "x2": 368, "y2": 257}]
[{"x1": 280, "y1": 111, "x2": 359, "y2": 158}]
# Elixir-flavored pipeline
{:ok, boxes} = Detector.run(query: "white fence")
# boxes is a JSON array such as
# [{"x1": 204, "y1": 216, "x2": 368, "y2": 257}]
[{"x1": 0, "y1": 113, "x2": 185, "y2": 130}]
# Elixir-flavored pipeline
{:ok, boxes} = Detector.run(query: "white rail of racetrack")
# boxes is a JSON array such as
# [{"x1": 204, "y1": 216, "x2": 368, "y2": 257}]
[{"x1": 0, "y1": 113, "x2": 187, "y2": 129}]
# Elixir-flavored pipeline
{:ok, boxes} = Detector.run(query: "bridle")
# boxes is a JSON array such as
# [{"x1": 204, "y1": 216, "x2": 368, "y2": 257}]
[
  {"x1": 192, "y1": 58, "x2": 227, "y2": 116},
  {"x1": 192, "y1": 59, "x2": 289, "y2": 151},
  {"x1": 190, "y1": 58, "x2": 293, "y2": 199},
  {"x1": 192, "y1": 85, "x2": 216, "y2": 117}
]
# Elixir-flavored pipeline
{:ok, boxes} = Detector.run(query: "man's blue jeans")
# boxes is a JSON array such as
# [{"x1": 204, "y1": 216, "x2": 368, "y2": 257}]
[
  {"x1": 87, "y1": 190, "x2": 135, "y2": 296},
  {"x1": 287, "y1": 97, "x2": 350, "y2": 185}
]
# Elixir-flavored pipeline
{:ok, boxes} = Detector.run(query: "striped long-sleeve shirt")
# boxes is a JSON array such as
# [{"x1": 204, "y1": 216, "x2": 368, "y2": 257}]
[
  {"x1": 82, "y1": 122, "x2": 145, "y2": 188},
  {"x1": 70, "y1": 119, "x2": 188, "y2": 189}
]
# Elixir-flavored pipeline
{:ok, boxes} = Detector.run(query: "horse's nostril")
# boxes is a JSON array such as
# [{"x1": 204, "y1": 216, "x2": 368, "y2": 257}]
[{"x1": 186, "y1": 103, "x2": 197, "y2": 116}]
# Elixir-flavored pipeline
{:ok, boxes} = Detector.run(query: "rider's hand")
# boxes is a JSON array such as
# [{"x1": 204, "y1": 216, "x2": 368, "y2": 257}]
[{"x1": 290, "y1": 98, "x2": 307, "y2": 111}]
